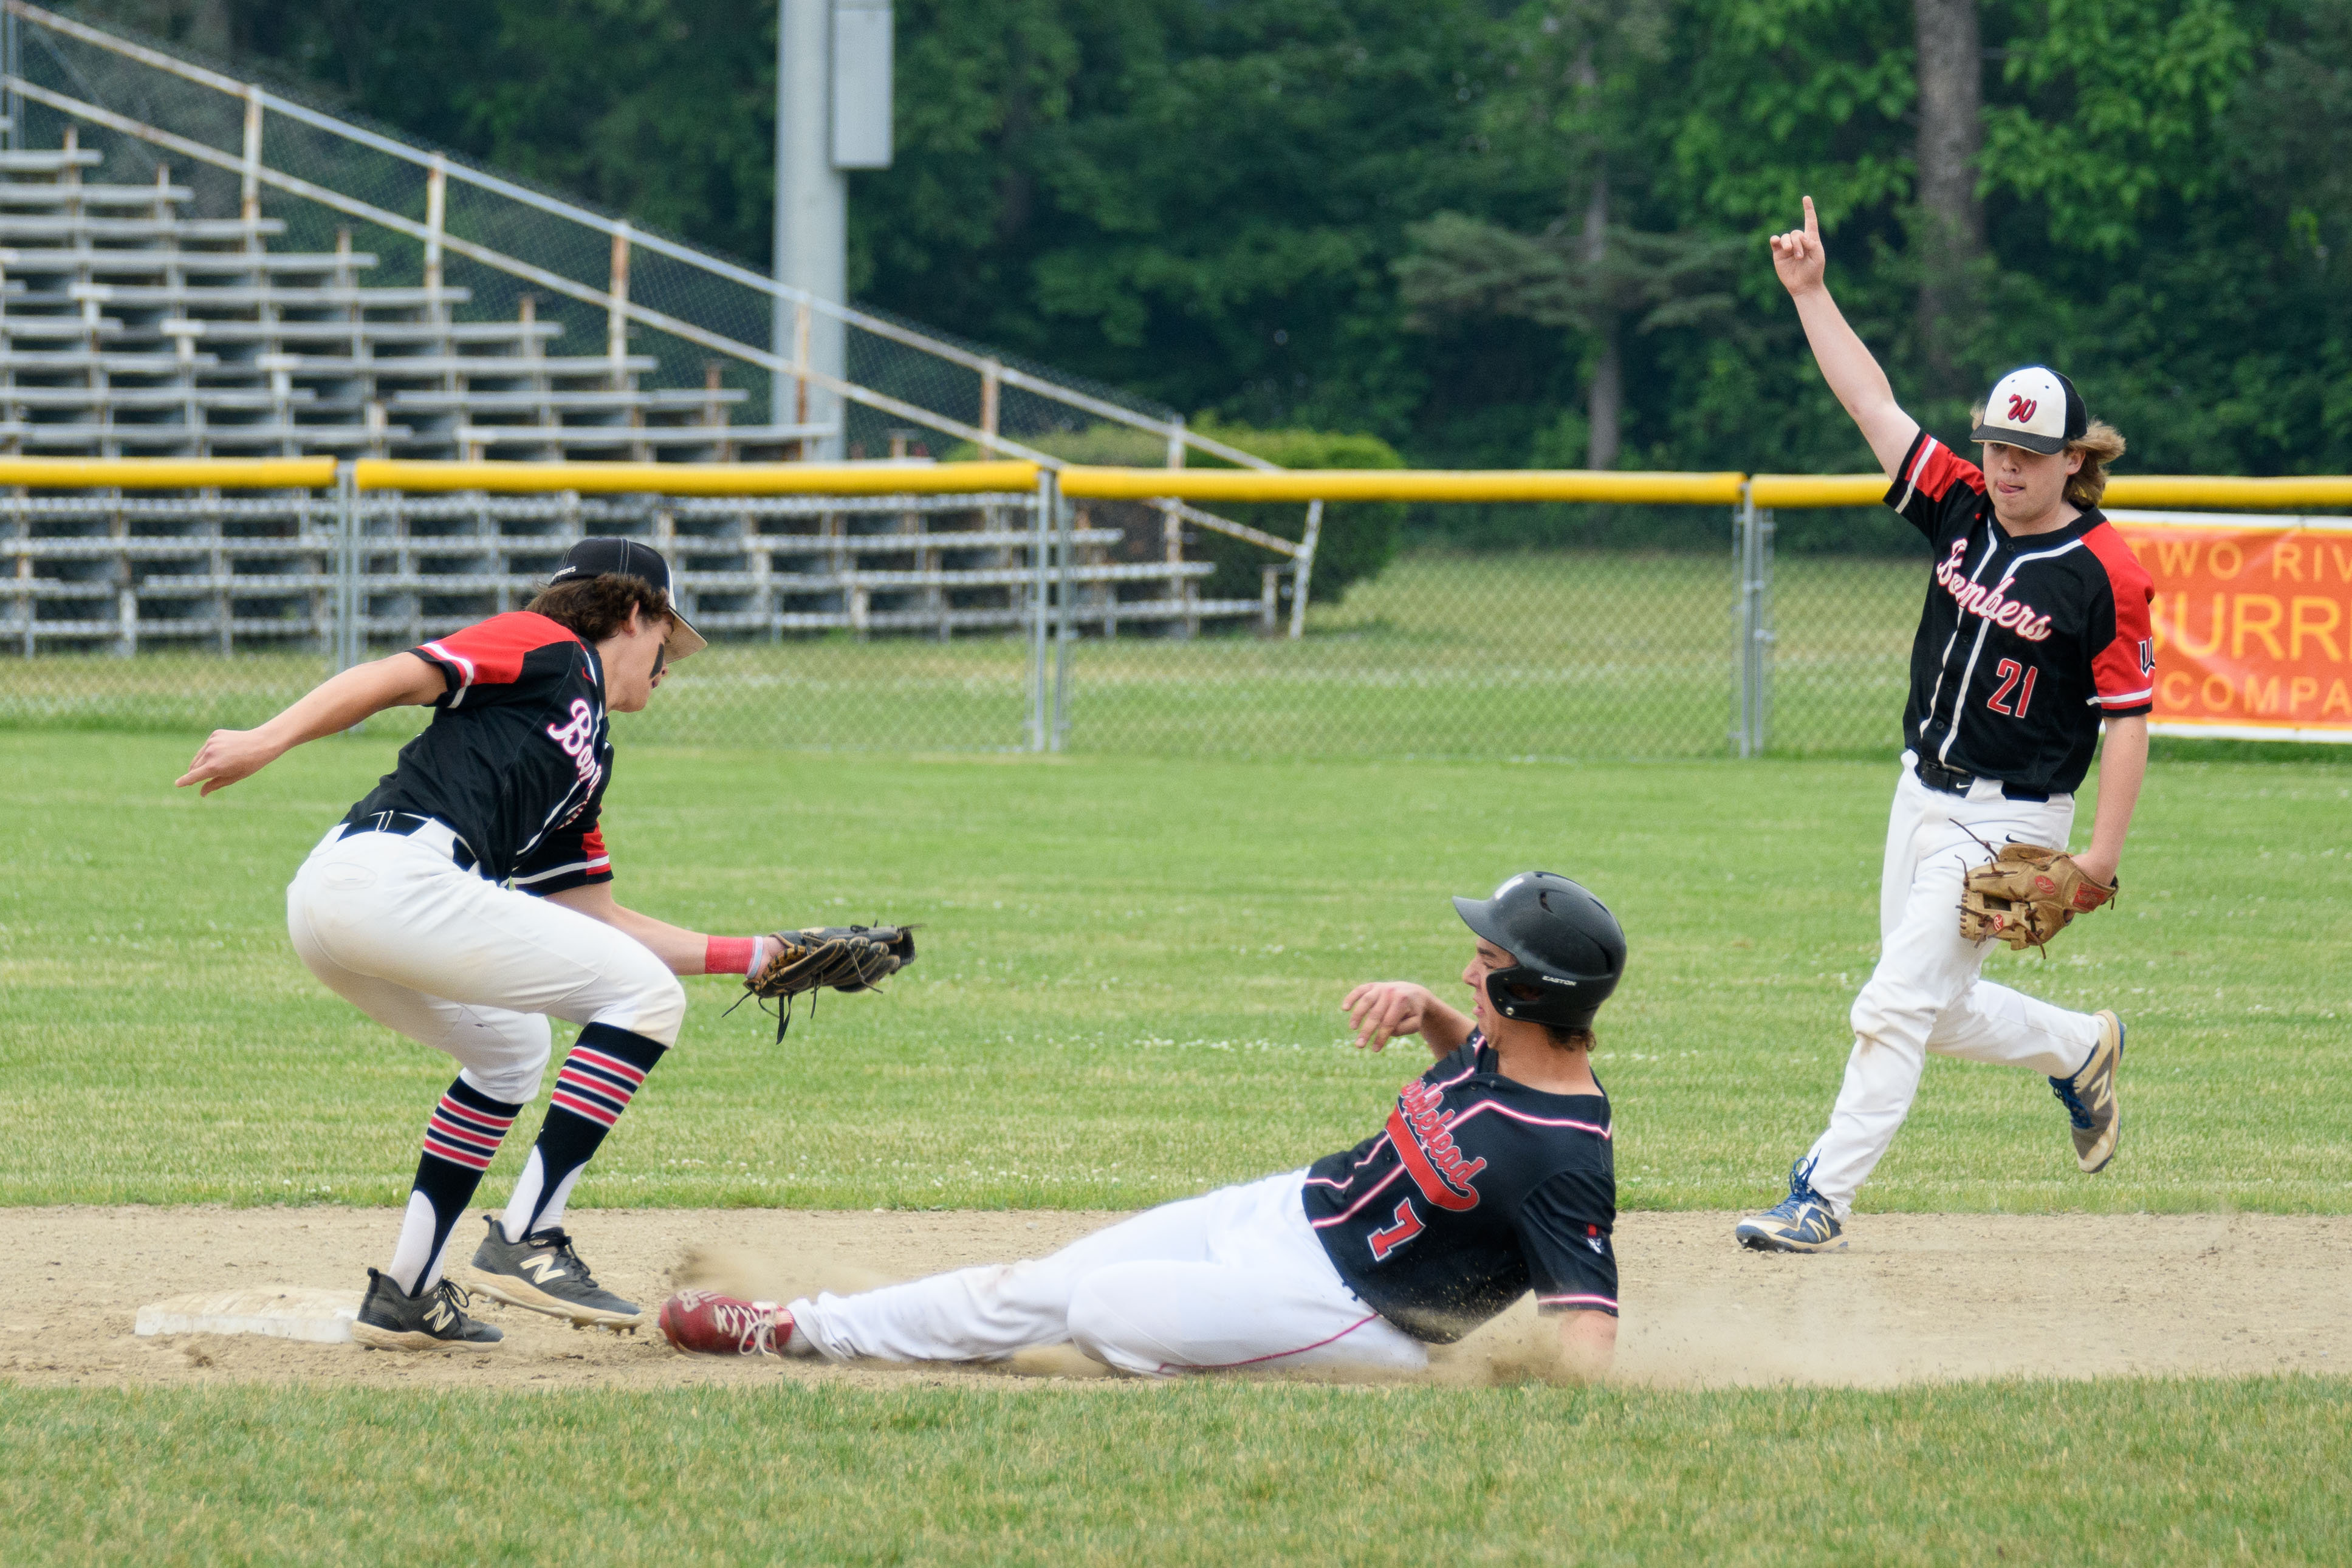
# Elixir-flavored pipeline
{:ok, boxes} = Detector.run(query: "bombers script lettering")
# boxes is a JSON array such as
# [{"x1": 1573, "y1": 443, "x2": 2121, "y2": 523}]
[
  {"x1": 1937, "y1": 539, "x2": 2055, "y2": 642},
  {"x1": 544, "y1": 699, "x2": 606, "y2": 793},
  {"x1": 1385, "y1": 1078, "x2": 1487, "y2": 1211}
]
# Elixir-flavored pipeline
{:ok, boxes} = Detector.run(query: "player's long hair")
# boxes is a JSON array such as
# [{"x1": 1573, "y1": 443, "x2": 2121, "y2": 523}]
[
  {"x1": 2063, "y1": 422, "x2": 2128, "y2": 509},
  {"x1": 1972, "y1": 406, "x2": 2128, "y2": 509},
  {"x1": 1501, "y1": 978, "x2": 1599, "y2": 1051},
  {"x1": 527, "y1": 573, "x2": 674, "y2": 643}
]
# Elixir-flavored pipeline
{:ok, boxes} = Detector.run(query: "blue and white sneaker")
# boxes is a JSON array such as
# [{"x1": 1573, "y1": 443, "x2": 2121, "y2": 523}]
[
  {"x1": 2051, "y1": 1010, "x2": 2124, "y2": 1173},
  {"x1": 1734, "y1": 1158, "x2": 1846, "y2": 1253}
]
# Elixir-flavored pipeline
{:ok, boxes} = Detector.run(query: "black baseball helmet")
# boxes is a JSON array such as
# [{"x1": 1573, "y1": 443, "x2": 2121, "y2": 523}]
[
  {"x1": 549, "y1": 536, "x2": 707, "y2": 662},
  {"x1": 1452, "y1": 871, "x2": 1625, "y2": 1032}
]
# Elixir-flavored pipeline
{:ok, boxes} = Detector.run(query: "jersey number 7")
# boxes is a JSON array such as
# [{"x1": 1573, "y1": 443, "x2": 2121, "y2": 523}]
[
  {"x1": 1368, "y1": 1197, "x2": 1424, "y2": 1261},
  {"x1": 1987, "y1": 658, "x2": 2038, "y2": 717}
]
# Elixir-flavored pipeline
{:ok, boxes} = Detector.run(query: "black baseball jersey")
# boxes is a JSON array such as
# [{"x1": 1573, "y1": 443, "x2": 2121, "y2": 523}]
[
  {"x1": 1889, "y1": 431, "x2": 2156, "y2": 795},
  {"x1": 1303, "y1": 1035, "x2": 1617, "y2": 1343},
  {"x1": 342, "y1": 612, "x2": 615, "y2": 895}
]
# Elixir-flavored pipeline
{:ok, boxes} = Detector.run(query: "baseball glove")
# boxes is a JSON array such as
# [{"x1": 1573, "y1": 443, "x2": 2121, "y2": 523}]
[
  {"x1": 1958, "y1": 841, "x2": 2117, "y2": 952},
  {"x1": 738, "y1": 925, "x2": 917, "y2": 1040}
]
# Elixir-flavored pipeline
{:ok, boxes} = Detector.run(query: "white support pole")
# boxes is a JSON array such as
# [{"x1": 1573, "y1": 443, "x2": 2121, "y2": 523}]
[
  {"x1": 334, "y1": 461, "x2": 360, "y2": 674},
  {"x1": 1755, "y1": 503, "x2": 1774, "y2": 754},
  {"x1": 1733, "y1": 490, "x2": 1752, "y2": 757},
  {"x1": 792, "y1": 298, "x2": 812, "y2": 428},
  {"x1": 607, "y1": 222, "x2": 632, "y2": 366},
  {"x1": 423, "y1": 154, "x2": 446, "y2": 293},
  {"x1": 1050, "y1": 468, "x2": 1074, "y2": 751},
  {"x1": 979, "y1": 357, "x2": 1001, "y2": 456},
  {"x1": 1287, "y1": 499, "x2": 1322, "y2": 640},
  {"x1": 1026, "y1": 470, "x2": 1052, "y2": 751},
  {"x1": 1162, "y1": 414, "x2": 1190, "y2": 637},
  {"x1": 1733, "y1": 486, "x2": 1774, "y2": 758},
  {"x1": 239, "y1": 84, "x2": 263, "y2": 225},
  {"x1": 1160, "y1": 416, "x2": 1186, "y2": 563}
]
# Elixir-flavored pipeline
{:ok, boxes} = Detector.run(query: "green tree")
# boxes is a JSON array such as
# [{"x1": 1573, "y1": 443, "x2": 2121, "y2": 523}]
[
  {"x1": 1388, "y1": 2, "x2": 1739, "y2": 472},
  {"x1": 54, "y1": 0, "x2": 2352, "y2": 500}
]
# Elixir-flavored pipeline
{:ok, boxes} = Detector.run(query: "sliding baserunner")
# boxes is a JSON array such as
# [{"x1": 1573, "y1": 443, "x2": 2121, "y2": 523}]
[
  {"x1": 661, "y1": 872, "x2": 1626, "y2": 1380},
  {"x1": 1735, "y1": 199, "x2": 2155, "y2": 1253},
  {"x1": 178, "y1": 539, "x2": 800, "y2": 1350}
]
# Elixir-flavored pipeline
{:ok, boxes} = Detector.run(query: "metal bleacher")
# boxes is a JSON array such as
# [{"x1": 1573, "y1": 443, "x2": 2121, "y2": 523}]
[
  {"x1": 0, "y1": 29, "x2": 1277, "y2": 657},
  {"x1": 0, "y1": 130, "x2": 785, "y2": 463}
]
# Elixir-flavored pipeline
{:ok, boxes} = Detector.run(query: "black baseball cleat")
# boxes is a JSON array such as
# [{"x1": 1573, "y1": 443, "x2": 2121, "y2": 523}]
[
  {"x1": 468, "y1": 1216, "x2": 645, "y2": 1329},
  {"x1": 352, "y1": 1267, "x2": 504, "y2": 1352}
]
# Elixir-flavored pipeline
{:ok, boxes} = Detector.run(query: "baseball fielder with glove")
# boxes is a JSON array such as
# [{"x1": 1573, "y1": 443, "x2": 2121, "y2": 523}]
[
  {"x1": 1736, "y1": 199, "x2": 2155, "y2": 1253},
  {"x1": 176, "y1": 538, "x2": 911, "y2": 1350},
  {"x1": 661, "y1": 874, "x2": 1623, "y2": 1381}
]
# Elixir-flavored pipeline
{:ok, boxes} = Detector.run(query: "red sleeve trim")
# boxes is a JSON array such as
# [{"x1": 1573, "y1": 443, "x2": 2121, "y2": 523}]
[
  {"x1": 1887, "y1": 433, "x2": 1986, "y2": 513},
  {"x1": 579, "y1": 826, "x2": 610, "y2": 874},
  {"x1": 2082, "y1": 523, "x2": 2156, "y2": 708},
  {"x1": 415, "y1": 612, "x2": 583, "y2": 705}
]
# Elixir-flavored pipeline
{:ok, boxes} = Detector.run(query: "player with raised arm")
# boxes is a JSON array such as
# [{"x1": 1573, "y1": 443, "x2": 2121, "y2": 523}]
[
  {"x1": 1734, "y1": 199, "x2": 2155, "y2": 1253},
  {"x1": 177, "y1": 540, "x2": 850, "y2": 1351},
  {"x1": 659, "y1": 873, "x2": 1625, "y2": 1381}
]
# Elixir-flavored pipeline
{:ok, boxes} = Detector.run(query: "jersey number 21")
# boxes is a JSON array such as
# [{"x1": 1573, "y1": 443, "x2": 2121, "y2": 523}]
[{"x1": 1987, "y1": 659, "x2": 2038, "y2": 717}]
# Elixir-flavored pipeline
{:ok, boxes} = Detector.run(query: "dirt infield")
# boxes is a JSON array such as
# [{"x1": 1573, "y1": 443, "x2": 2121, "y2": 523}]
[{"x1": 4, "y1": 1206, "x2": 2345, "y2": 1392}]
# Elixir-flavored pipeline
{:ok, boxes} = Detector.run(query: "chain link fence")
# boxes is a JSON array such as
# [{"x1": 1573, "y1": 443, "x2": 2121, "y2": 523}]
[
  {"x1": 0, "y1": 472, "x2": 1922, "y2": 758},
  {"x1": 1056, "y1": 497, "x2": 1921, "y2": 759}
]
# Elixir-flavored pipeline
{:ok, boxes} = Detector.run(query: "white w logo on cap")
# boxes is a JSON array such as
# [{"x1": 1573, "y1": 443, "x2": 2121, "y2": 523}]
[{"x1": 1973, "y1": 366, "x2": 2079, "y2": 455}]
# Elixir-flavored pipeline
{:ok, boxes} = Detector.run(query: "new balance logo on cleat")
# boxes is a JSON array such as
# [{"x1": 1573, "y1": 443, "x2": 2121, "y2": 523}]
[
  {"x1": 517, "y1": 1254, "x2": 572, "y2": 1286},
  {"x1": 1733, "y1": 1157, "x2": 1846, "y2": 1253},
  {"x1": 352, "y1": 1268, "x2": 502, "y2": 1352},
  {"x1": 468, "y1": 1216, "x2": 644, "y2": 1329}
]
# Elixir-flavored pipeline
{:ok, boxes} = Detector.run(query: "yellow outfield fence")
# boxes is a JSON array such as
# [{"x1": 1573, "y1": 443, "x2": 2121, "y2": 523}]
[
  {"x1": 1055, "y1": 467, "x2": 1750, "y2": 505},
  {"x1": 0, "y1": 456, "x2": 339, "y2": 490},
  {"x1": 349, "y1": 459, "x2": 1043, "y2": 497},
  {"x1": 4, "y1": 456, "x2": 2348, "y2": 757},
  {"x1": 0, "y1": 454, "x2": 2346, "y2": 508}
]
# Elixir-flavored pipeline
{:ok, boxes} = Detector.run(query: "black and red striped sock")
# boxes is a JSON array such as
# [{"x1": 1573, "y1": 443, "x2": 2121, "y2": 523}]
[
  {"x1": 499, "y1": 1023, "x2": 667, "y2": 1242},
  {"x1": 385, "y1": 1077, "x2": 523, "y2": 1295}
]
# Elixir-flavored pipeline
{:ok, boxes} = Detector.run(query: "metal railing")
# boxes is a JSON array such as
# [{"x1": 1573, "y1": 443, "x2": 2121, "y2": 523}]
[{"x1": 0, "y1": 0, "x2": 1275, "y2": 476}]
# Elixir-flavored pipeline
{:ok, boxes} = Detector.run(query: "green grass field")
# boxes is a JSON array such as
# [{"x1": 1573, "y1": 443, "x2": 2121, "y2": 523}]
[
  {"x1": 4, "y1": 731, "x2": 2349, "y2": 1564},
  {"x1": 0, "y1": 550, "x2": 1925, "y2": 758},
  {"x1": 4, "y1": 734, "x2": 2347, "y2": 1213},
  {"x1": 7, "y1": 1378, "x2": 2348, "y2": 1566}
]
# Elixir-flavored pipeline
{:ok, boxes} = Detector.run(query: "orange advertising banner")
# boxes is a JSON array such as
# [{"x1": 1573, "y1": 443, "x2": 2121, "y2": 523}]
[{"x1": 2110, "y1": 512, "x2": 2352, "y2": 743}]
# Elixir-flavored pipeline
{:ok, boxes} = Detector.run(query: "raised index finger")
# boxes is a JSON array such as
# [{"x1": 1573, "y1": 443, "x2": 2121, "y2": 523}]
[{"x1": 1802, "y1": 194, "x2": 1818, "y2": 242}]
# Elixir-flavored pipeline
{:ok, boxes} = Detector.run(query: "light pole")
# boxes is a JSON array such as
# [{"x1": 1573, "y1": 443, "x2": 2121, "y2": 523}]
[{"x1": 773, "y1": 0, "x2": 892, "y2": 460}]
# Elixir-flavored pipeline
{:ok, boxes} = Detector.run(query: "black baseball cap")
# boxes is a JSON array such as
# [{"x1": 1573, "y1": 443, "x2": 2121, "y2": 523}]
[{"x1": 547, "y1": 537, "x2": 706, "y2": 661}]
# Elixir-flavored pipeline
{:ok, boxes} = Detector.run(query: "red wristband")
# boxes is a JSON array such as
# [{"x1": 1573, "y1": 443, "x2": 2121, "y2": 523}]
[{"x1": 705, "y1": 936, "x2": 756, "y2": 974}]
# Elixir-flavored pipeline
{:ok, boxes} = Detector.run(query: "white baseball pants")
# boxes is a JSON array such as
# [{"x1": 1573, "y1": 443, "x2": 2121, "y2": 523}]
[
  {"x1": 285, "y1": 821, "x2": 685, "y2": 1103},
  {"x1": 1800, "y1": 756, "x2": 2103, "y2": 1216},
  {"x1": 789, "y1": 1171, "x2": 1429, "y2": 1377}
]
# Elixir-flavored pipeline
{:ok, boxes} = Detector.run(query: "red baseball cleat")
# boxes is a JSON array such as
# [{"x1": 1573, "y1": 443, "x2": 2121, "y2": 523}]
[{"x1": 659, "y1": 1289, "x2": 795, "y2": 1356}]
